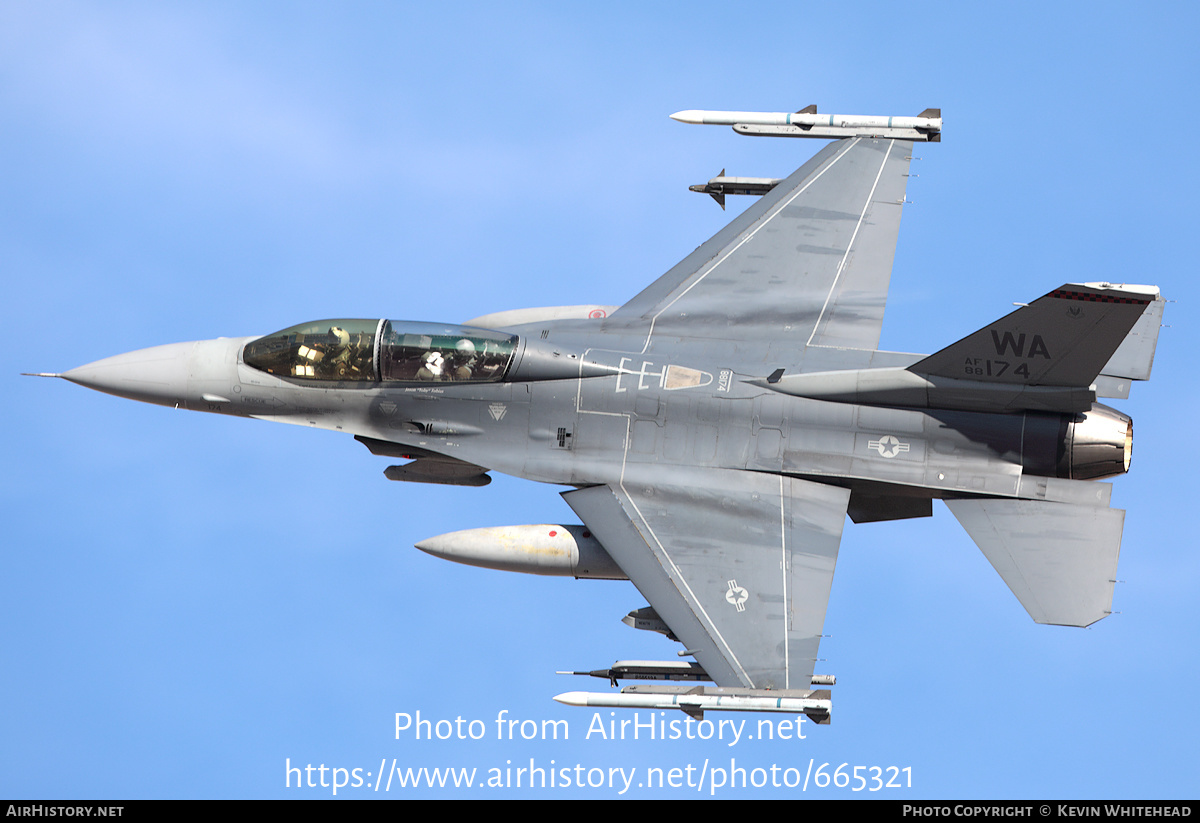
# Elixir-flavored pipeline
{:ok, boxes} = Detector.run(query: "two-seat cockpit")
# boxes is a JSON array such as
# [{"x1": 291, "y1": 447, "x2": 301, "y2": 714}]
[{"x1": 242, "y1": 319, "x2": 518, "y2": 384}]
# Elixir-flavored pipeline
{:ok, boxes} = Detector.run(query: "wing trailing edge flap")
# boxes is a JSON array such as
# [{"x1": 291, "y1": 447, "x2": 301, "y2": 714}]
[
  {"x1": 911, "y1": 283, "x2": 1160, "y2": 393},
  {"x1": 562, "y1": 471, "x2": 851, "y2": 691},
  {"x1": 944, "y1": 497, "x2": 1124, "y2": 627}
]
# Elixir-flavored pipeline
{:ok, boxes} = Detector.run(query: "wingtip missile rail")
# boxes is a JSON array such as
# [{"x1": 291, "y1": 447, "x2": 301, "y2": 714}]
[{"x1": 671, "y1": 106, "x2": 942, "y2": 141}]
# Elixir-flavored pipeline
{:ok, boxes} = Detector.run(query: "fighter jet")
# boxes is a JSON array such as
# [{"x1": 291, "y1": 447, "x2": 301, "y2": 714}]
[{"x1": 29, "y1": 108, "x2": 1163, "y2": 722}]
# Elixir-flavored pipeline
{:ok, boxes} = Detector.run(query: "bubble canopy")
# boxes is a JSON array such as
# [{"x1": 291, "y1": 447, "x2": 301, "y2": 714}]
[{"x1": 242, "y1": 319, "x2": 518, "y2": 383}]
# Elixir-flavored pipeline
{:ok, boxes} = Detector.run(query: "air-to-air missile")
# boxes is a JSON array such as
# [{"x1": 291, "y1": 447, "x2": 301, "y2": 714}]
[
  {"x1": 670, "y1": 104, "x2": 942, "y2": 141},
  {"x1": 688, "y1": 170, "x2": 783, "y2": 210}
]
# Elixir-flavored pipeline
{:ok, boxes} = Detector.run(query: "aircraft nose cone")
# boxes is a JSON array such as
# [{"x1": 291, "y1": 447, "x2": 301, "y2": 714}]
[{"x1": 63, "y1": 341, "x2": 197, "y2": 408}]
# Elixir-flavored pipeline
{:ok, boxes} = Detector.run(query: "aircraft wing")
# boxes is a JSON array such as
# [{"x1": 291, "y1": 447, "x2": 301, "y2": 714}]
[
  {"x1": 609, "y1": 137, "x2": 914, "y2": 353},
  {"x1": 561, "y1": 469, "x2": 850, "y2": 690}
]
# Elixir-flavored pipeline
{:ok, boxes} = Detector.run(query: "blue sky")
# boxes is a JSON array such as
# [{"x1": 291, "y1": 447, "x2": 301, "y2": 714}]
[{"x1": 4, "y1": 0, "x2": 1197, "y2": 799}]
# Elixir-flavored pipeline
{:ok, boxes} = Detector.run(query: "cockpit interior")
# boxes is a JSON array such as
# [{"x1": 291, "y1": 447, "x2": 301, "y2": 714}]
[{"x1": 242, "y1": 319, "x2": 518, "y2": 384}]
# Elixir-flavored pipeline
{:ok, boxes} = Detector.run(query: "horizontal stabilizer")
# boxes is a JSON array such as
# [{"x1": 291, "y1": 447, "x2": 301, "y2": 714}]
[
  {"x1": 945, "y1": 497, "x2": 1124, "y2": 627},
  {"x1": 913, "y1": 283, "x2": 1158, "y2": 388}
]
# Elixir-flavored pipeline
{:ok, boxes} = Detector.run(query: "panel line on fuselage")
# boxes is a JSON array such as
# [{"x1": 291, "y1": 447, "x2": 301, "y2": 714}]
[{"x1": 572, "y1": 346, "x2": 756, "y2": 686}]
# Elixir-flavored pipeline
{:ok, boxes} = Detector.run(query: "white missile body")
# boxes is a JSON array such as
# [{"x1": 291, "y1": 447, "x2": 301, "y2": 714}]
[
  {"x1": 554, "y1": 688, "x2": 832, "y2": 721},
  {"x1": 671, "y1": 107, "x2": 942, "y2": 141},
  {"x1": 671, "y1": 109, "x2": 942, "y2": 130},
  {"x1": 415, "y1": 524, "x2": 625, "y2": 579}
]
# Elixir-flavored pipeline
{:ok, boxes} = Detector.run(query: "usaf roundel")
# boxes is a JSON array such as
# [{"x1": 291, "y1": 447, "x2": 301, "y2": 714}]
[{"x1": 868, "y1": 434, "x2": 910, "y2": 458}]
